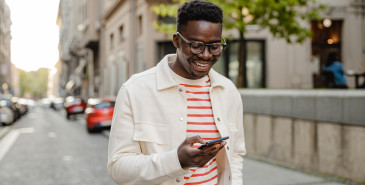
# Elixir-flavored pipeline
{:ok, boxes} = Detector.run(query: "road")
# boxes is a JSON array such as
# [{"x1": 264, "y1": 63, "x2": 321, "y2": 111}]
[
  {"x1": 0, "y1": 107, "x2": 354, "y2": 185},
  {"x1": 0, "y1": 107, "x2": 114, "y2": 185}
]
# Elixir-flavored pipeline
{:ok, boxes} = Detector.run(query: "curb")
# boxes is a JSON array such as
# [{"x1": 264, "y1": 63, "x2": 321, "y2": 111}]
[{"x1": 0, "y1": 127, "x2": 11, "y2": 139}]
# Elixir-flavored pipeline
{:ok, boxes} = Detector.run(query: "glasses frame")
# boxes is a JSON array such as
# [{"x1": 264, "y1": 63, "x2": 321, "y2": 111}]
[{"x1": 176, "y1": 32, "x2": 227, "y2": 56}]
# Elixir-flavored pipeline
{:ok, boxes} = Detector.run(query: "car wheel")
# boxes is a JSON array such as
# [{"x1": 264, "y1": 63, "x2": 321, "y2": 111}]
[
  {"x1": 87, "y1": 125, "x2": 101, "y2": 133},
  {"x1": 87, "y1": 125, "x2": 95, "y2": 133}
]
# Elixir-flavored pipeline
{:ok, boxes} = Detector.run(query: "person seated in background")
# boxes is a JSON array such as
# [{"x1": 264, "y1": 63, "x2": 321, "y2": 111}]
[{"x1": 323, "y1": 52, "x2": 348, "y2": 88}]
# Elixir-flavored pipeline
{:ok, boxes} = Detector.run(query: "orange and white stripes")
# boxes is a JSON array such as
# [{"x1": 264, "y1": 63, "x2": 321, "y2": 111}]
[{"x1": 176, "y1": 75, "x2": 220, "y2": 185}]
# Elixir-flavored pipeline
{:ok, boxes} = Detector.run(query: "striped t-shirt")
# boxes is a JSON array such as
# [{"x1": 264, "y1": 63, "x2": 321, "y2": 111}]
[{"x1": 170, "y1": 70, "x2": 221, "y2": 185}]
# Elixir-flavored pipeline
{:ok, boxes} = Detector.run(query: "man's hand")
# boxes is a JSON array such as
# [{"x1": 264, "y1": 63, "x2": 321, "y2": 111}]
[{"x1": 177, "y1": 135, "x2": 226, "y2": 168}]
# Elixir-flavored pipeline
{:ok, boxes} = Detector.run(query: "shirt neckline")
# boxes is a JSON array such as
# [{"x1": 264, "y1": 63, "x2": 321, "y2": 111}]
[{"x1": 168, "y1": 65, "x2": 209, "y2": 85}]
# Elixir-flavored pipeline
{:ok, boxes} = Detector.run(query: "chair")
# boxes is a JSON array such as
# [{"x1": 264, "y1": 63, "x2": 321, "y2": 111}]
[{"x1": 321, "y1": 71, "x2": 348, "y2": 89}]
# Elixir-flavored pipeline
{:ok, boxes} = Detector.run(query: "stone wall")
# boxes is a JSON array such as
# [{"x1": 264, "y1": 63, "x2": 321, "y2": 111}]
[{"x1": 240, "y1": 90, "x2": 365, "y2": 183}]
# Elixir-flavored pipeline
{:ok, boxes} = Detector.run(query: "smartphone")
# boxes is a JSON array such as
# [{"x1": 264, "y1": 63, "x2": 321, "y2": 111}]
[{"x1": 198, "y1": 136, "x2": 229, "y2": 149}]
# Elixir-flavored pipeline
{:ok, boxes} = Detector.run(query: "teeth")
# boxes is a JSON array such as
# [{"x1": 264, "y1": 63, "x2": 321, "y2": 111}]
[{"x1": 195, "y1": 62, "x2": 208, "y2": 67}]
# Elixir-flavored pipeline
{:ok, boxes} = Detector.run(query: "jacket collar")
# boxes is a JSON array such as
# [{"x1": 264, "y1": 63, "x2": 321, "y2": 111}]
[{"x1": 156, "y1": 54, "x2": 225, "y2": 91}]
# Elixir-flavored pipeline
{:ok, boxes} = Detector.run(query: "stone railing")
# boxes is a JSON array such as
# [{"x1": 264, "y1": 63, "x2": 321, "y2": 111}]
[{"x1": 239, "y1": 89, "x2": 365, "y2": 183}]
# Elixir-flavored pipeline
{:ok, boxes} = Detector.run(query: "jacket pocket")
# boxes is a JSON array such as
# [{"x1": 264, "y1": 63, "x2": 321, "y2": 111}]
[
  {"x1": 227, "y1": 123, "x2": 238, "y2": 145},
  {"x1": 133, "y1": 122, "x2": 169, "y2": 145}
]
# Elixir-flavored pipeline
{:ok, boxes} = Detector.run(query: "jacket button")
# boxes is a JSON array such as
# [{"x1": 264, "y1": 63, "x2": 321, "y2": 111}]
[
  {"x1": 227, "y1": 146, "x2": 230, "y2": 150},
  {"x1": 176, "y1": 178, "x2": 180, "y2": 182},
  {"x1": 179, "y1": 88, "x2": 183, "y2": 92},
  {"x1": 179, "y1": 117, "x2": 184, "y2": 121},
  {"x1": 217, "y1": 117, "x2": 220, "y2": 121}
]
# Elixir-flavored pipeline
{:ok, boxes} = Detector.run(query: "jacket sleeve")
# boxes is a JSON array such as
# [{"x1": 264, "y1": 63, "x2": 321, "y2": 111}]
[
  {"x1": 107, "y1": 86, "x2": 188, "y2": 185},
  {"x1": 230, "y1": 89, "x2": 246, "y2": 185}
]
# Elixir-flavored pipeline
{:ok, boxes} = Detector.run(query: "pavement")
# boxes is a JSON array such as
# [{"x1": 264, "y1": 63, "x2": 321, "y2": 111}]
[
  {"x1": 0, "y1": 125, "x2": 10, "y2": 139},
  {"x1": 242, "y1": 157, "x2": 355, "y2": 185},
  {"x1": 0, "y1": 113, "x2": 360, "y2": 185}
]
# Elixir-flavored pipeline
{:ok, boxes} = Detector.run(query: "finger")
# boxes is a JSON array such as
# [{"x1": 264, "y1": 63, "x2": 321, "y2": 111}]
[
  {"x1": 187, "y1": 135, "x2": 205, "y2": 144},
  {"x1": 196, "y1": 157, "x2": 212, "y2": 167},
  {"x1": 205, "y1": 143, "x2": 225, "y2": 155},
  {"x1": 204, "y1": 142, "x2": 222, "y2": 151}
]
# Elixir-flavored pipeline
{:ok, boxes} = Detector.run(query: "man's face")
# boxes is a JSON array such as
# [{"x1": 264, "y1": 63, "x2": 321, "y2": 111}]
[{"x1": 172, "y1": 20, "x2": 223, "y2": 80}]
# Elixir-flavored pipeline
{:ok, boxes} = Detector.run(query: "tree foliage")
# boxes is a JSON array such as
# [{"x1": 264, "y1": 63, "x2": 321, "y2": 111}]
[
  {"x1": 18, "y1": 68, "x2": 49, "y2": 98},
  {"x1": 151, "y1": 0, "x2": 324, "y2": 42},
  {"x1": 151, "y1": 0, "x2": 325, "y2": 87}
]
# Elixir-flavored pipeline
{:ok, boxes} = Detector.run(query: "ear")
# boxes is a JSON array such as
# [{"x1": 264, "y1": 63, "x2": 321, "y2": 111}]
[{"x1": 172, "y1": 33, "x2": 179, "y2": 48}]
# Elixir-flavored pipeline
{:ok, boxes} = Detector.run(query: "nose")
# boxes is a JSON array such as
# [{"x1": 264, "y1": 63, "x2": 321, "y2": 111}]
[{"x1": 198, "y1": 46, "x2": 212, "y2": 60}]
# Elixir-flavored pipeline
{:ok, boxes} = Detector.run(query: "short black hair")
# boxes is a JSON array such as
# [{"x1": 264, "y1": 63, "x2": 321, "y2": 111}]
[{"x1": 177, "y1": 0, "x2": 223, "y2": 32}]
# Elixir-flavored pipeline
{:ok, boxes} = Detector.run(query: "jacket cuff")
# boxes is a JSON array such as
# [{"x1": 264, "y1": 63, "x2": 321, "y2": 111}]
[{"x1": 161, "y1": 148, "x2": 190, "y2": 178}]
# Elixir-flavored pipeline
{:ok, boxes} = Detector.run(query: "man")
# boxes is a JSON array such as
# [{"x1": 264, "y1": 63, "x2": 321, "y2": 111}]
[{"x1": 107, "y1": 1, "x2": 246, "y2": 184}]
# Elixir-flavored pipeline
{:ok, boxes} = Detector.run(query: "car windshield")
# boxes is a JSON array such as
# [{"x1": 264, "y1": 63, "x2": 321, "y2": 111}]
[{"x1": 94, "y1": 102, "x2": 115, "y2": 109}]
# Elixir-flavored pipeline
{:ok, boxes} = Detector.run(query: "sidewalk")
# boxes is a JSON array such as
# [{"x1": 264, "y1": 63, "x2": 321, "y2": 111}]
[
  {"x1": 0, "y1": 126, "x2": 11, "y2": 139},
  {"x1": 243, "y1": 157, "x2": 352, "y2": 185}
]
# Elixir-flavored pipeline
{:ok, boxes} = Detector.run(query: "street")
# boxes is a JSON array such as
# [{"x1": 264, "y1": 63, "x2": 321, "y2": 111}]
[
  {"x1": 0, "y1": 107, "x2": 354, "y2": 185},
  {"x1": 0, "y1": 107, "x2": 114, "y2": 185}
]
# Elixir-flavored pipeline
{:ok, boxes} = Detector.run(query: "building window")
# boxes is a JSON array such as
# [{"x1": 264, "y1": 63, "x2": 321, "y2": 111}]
[
  {"x1": 158, "y1": 15, "x2": 175, "y2": 24},
  {"x1": 246, "y1": 41, "x2": 265, "y2": 88},
  {"x1": 156, "y1": 41, "x2": 176, "y2": 63},
  {"x1": 119, "y1": 25, "x2": 124, "y2": 42},
  {"x1": 137, "y1": 15, "x2": 143, "y2": 36},
  {"x1": 214, "y1": 40, "x2": 265, "y2": 88},
  {"x1": 110, "y1": 33, "x2": 114, "y2": 49}
]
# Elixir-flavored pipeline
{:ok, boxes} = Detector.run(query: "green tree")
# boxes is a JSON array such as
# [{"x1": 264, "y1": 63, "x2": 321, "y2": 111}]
[
  {"x1": 18, "y1": 68, "x2": 49, "y2": 98},
  {"x1": 151, "y1": 0, "x2": 325, "y2": 87}
]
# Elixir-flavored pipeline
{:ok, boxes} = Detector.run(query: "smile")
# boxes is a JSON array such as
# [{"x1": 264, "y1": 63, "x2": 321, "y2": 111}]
[{"x1": 194, "y1": 61, "x2": 209, "y2": 67}]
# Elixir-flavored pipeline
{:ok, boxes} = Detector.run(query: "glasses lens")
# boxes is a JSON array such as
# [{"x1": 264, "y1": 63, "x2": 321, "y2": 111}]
[
  {"x1": 210, "y1": 43, "x2": 223, "y2": 55},
  {"x1": 190, "y1": 42, "x2": 205, "y2": 54}
]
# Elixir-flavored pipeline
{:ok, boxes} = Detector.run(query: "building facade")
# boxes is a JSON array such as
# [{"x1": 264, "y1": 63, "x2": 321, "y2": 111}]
[
  {"x1": 0, "y1": 0, "x2": 12, "y2": 94},
  {"x1": 58, "y1": 0, "x2": 365, "y2": 98},
  {"x1": 101, "y1": 0, "x2": 171, "y2": 96},
  {"x1": 57, "y1": 0, "x2": 103, "y2": 99},
  {"x1": 47, "y1": 61, "x2": 62, "y2": 97}
]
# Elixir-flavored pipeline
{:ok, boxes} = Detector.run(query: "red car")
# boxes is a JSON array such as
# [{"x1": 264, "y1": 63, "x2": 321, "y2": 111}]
[
  {"x1": 64, "y1": 96, "x2": 86, "y2": 119},
  {"x1": 85, "y1": 98, "x2": 115, "y2": 133}
]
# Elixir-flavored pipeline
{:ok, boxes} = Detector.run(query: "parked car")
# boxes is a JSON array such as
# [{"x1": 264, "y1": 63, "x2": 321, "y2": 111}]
[
  {"x1": 64, "y1": 96, "x2": 86, "y2": 119},
  {"x1": 17, "y1": 98, "x2": 29, "y2": 115},
  {"x1": 50, "y1": 97, "x2": 64, "y2": 111},
  {"x1": 12, "y1": 97, "x2": 28, "y2": 116},
  {"x1": 10, "y1": 97, "x2": 22, "y2": 120},
  {"x1": 26, "y1": 99, "x2": 36, "y2": 110},
  {"x1": 41, "y1": 98, "x2": 52, "y2": 108},
  {"x1": 0, "y1": 99, "x2": 15, "y2": 125},
  {"x1": 85, "y1": 97, "x2": 115, "y2": 133}
]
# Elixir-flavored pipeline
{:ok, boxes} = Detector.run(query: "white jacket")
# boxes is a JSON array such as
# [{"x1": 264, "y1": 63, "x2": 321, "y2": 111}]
[{"x1": 107, "y1": 54, "x2": 246, "y2": 185}]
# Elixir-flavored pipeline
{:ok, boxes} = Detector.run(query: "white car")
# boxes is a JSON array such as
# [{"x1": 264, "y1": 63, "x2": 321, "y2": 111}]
[{"x1": 0, "y1": 100, "x2": 15, "y2": 125}]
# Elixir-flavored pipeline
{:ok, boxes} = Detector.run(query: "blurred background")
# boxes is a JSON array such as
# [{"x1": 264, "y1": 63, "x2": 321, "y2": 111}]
[{"x1": 0, "y1": 0, "x2": 364, "y2": 185}]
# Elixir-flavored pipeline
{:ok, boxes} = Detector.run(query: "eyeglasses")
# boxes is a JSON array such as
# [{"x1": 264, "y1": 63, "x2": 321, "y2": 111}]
[{"x1": 176, "y1": 32, "x2": 227, "y2": 56}]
